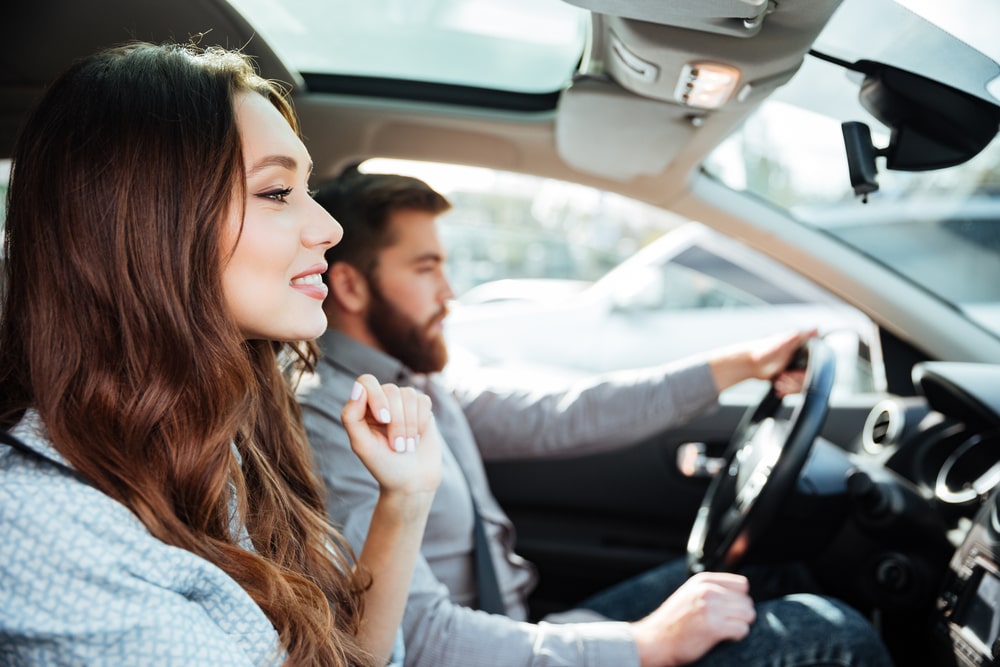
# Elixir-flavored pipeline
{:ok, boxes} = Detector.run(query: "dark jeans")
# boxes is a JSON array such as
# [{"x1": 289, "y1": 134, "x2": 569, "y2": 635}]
[{"x1": 576, "y1": 559, "x2": 894, "y2": 667}]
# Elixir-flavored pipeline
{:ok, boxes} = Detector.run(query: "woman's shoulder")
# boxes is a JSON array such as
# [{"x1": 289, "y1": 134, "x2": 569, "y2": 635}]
[
  {"x1": 0, "y1": 415, "x2": 283, "y2": 665},
  {"x1": 0, "y1": 425, "x2": 181, "y2": 603},
  {"x1": 0, "y1": 411, "x2": 148, "y2": 548},
  {"x1": 0, "y1": 441, "x2": 146, "y2": 554}
]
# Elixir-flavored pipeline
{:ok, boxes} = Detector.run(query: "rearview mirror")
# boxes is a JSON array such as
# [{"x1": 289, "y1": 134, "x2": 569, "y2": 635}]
[
  {"x1": 835, "y1": 58, "x2": 1000, "y2": 200},
  {"x1": 860, "y1": 60, "x2": 1000, "y2": 170}
]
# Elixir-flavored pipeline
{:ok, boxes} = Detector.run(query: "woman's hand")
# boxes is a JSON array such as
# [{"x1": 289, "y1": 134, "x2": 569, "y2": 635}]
[
  {"x1": 343, "y1": 374, "x2": 442, "y2": 664},
  {"x1": 341, "y1": 373, "x2": 442, "y2": 498}
]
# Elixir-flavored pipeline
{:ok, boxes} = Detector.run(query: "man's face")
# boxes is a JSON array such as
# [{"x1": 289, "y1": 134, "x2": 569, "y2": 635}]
[{"x1": 366, "y1": 209, "x2": 455, "y2": 373}]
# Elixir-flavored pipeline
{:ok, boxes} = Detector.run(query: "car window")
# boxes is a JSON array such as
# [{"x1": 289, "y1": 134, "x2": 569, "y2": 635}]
[
  {"x1": 614, "y1": 257, "x2": 764, "y2": 312},
  {"x1": 361, "y1": 158, "x2": 686, "y2": 295},
  {"x1": 667, "y1": 246, "x2": 803, "y2": 307},
  {"x1": 363, "y1": 159, "x2": 885, "y2": 399}
]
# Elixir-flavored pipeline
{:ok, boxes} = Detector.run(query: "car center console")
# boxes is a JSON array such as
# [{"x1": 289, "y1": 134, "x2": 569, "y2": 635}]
[{"x1": 937, "y1": 488, "x2": 1000, "y2": 666}]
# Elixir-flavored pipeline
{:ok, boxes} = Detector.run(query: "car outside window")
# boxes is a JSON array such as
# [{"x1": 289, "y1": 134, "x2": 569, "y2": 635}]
[
  {"x1": 646, "y1": 261, "x2": 762, "y2": 311},
  {"x1": 655, "y1": 246, "x2": 805, "y2": 310},
  {"x1": 362, "y1": 158, "x2": 684, "y2": 294},
  {"x1": 362, "y1": 159, "x2": 883, "y2": 398}
]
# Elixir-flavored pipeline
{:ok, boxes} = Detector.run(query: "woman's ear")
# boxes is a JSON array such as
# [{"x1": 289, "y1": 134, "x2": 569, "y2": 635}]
[{"x1": 327, "y1": 262, "x2": 370, "y2": 314}]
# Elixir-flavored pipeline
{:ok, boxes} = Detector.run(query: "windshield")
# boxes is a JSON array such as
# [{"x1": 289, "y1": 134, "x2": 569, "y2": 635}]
[
  {"x1": 703, "y1": 0, "x2": 1000, "y2": 339},
  {"x1": 225, "y1": 0, "x2": 589, "y2": 93}
]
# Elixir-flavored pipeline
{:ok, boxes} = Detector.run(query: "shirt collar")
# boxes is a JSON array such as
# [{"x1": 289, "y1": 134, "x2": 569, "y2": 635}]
[
  {"x1": 8, "y1": 408, "x2": 73, "y2": 468},
  {"x1": 316, "y1": 329, "x2": 413, "y2": 386}
]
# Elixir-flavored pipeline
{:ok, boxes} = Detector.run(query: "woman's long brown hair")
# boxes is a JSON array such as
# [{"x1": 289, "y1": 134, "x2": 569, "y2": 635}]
[{"x1": 0, "y1": 42, "x2": 371, "y2": 666}]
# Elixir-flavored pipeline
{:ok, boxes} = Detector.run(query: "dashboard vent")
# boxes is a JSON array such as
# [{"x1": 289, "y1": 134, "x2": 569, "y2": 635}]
[
  {"x1": 870, "y1": 409, "x2": 892, "y2": 445},
  {"x1": 863, "y1": 401, "x2": 902, "y2": 454}
]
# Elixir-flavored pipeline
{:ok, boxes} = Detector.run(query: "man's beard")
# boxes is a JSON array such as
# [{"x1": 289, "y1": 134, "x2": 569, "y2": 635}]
[{"x1": 366, "y1": 281, "x2": 449, "y2": 374}]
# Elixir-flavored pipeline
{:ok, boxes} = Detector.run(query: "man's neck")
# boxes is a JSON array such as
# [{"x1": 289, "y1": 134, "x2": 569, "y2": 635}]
[{"x1": 326, "y1": 316, "x2": 386, "y2": 356}]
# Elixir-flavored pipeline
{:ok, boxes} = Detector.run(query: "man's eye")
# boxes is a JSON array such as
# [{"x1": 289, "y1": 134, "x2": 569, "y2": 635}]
[{"x1": 261, "y1": 187, "x2": 293, "y2": 203}]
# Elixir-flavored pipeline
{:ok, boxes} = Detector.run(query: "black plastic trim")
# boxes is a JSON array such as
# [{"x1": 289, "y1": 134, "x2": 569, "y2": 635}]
[{"x1": 300, "y1": 73, "x2": 562, "y2": 112}]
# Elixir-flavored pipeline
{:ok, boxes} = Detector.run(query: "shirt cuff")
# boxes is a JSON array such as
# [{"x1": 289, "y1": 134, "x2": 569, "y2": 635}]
[{"x1": 537, "y1": 620, "x2": 640, "y2": 667}]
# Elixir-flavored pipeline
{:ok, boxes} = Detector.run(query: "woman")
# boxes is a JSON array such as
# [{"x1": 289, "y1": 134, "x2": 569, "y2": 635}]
[{"x1": 0, "y1": 42, "x2": 439, "y2": 666}]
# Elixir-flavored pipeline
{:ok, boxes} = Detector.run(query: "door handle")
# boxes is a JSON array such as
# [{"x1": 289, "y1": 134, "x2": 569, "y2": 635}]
[{"x1": 676, "y1": 442, "x2": 725, "y2": 478}]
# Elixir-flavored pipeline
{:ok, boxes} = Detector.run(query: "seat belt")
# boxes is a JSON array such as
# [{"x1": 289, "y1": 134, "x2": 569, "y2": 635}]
[
  {"x1": 412, "y1": 373, "x2": 506, "y2": 615},
  {"x1": 470, "y1": 496, "x2": 506, "y2": 615}
]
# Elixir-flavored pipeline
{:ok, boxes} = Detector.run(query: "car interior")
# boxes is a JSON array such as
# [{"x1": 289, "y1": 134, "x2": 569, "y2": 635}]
[{"x1": 5, "y1": 1, "x2": 1000, "y2": 666}]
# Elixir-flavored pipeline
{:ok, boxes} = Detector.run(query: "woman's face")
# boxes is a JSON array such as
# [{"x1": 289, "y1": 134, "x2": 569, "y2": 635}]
[{"x1": 222, "y1": 91, "x2": 342, "y2": 341}]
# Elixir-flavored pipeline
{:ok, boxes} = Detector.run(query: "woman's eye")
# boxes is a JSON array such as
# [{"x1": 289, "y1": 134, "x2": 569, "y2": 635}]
[{"x1": 261, "y1": 187, "x2": 294, "y2": 203}]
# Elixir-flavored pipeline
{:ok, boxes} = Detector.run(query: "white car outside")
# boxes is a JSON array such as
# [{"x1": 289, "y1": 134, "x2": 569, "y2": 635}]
[{"x1": 445, "y1": 222, "x2": 882, "y2": 398}]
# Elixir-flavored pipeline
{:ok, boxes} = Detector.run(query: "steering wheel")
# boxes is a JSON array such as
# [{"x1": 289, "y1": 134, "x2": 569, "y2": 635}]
[{"x1": 686, "y1": 337, "x2": 836, "y2": 574}]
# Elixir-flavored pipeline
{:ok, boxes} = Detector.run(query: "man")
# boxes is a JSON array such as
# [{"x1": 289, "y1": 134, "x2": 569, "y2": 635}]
[{"x1": 298, "y1": 168, "x2": 891, "y2": 667}]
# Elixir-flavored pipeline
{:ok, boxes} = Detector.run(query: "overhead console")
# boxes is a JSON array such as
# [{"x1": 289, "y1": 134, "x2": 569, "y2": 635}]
[
  {"x1": 554, "y1": 0, "x2": 844, "y2": 182},
  {"x1": 563, "y1": 0, "x2": 842, "y2": 106}
]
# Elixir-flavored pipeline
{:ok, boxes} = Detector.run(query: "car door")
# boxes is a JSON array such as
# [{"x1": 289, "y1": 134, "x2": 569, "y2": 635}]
[{"x1": 484, "y1": 387, "x2": 885, "y2": 619}]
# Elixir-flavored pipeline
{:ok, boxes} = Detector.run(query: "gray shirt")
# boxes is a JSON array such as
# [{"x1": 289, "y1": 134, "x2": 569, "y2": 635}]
[{"x1": 298, "y1": 330, "x2": 720, "y2": 667}]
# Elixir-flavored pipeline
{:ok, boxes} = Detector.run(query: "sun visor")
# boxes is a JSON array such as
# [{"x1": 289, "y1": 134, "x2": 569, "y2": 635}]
[
  {"x1": 564, "y1": 0, "x2": 774, "y2": 37},
  {"x1": 555, "y1": 77, "x2": 695, "y2": 181}
]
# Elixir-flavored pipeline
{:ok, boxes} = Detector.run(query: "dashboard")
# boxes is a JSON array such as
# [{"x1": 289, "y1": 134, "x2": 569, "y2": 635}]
[
  {"x1": 939, "y1": 492, "x2": 1000, "y2": 666},
  {"x1": 859, "y1": 363, "x2": 1000, "y2": 666}
]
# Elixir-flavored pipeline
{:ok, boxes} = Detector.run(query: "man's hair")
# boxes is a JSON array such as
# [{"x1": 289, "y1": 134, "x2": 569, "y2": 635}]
[{"x1": 314, "y1": 166, "x2": 451, "y2": 277}]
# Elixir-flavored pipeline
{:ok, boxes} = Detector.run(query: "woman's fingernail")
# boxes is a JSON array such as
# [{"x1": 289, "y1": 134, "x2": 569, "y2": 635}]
[
  {"x1": 351, "y1": 382, "x2": 363, "y2": 401},
  {"x1": 394, "y1": 437, "x2": 406, "y2": 452},
  {"x1": 406, "y1": 437, "x2": 416, "y2": 452},
  {"x1": 379, "y1": 408, "x2": 391, "y2": 424}
]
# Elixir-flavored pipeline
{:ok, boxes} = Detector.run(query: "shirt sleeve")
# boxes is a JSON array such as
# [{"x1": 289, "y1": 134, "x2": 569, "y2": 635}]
[
  {"x1": 451, "y1": 358, "x2": 720, "y2": 461},
  {"x1": 301, "y1": 398, "x2": 642, "y2": 667},
  {"x1": 402, "y1": 570, "x2": 640, "y2": 667}
]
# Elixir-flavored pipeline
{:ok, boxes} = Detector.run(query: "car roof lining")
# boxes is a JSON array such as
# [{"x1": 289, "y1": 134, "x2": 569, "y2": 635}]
[{"x1": 1, "y1": 0, "x2": 295, "y2": 157}]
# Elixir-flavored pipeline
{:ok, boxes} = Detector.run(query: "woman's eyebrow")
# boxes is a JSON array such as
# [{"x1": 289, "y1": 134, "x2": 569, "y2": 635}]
[{"x1": 246, "y1": 155, "x2": 299, "y2": 176}]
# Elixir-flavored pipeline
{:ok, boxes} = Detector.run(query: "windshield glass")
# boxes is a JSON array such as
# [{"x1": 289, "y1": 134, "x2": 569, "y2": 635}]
[
  {"x1": 704, "y1": 0, "x2": 1000, "y2": 339},
  {"x1": 225, "y1": 0, "x2": 589, "y2": 93}
]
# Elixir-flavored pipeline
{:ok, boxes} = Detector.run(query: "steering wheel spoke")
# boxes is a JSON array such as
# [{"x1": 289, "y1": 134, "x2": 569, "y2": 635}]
[{"x1": 687, "y1": 338, "x2": 836, "y2": 573}]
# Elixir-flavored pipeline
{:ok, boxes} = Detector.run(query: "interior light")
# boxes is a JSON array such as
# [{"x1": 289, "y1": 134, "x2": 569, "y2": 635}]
[{"x1": 673, "y1": 62, "x2": 741, "y2": 109}]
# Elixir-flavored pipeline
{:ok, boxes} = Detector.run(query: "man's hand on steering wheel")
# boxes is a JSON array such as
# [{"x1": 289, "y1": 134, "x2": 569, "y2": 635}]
[
  {"x1": 707, "y1": 329, "x2": 818, "y2": 396},
  {"x1": 687, "y1": 335, "x2": 836, "y2": 574}
]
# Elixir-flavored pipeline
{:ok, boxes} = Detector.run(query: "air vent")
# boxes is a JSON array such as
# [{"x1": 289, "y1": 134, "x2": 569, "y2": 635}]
[
  {"x1": 863, "y1": 400, "x2": 903, "y2": 454},
  {"x1": 991, "y1": 488, "x2": 1000, "y2": 536},
  {"x1": 870, "y1": 410, "x2": 892, "y2": 444}
]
